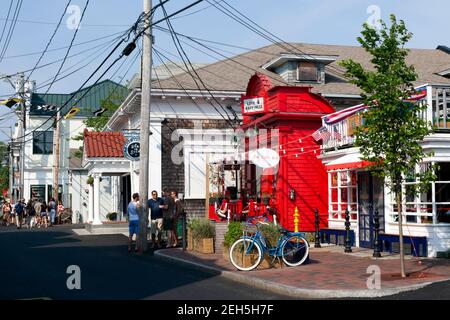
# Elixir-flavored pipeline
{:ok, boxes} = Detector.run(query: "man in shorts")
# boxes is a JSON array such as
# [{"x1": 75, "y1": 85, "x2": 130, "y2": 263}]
[
  {"x1": 127, "y1": 193, "x2": 141, "y2": 252},
  {"x1": 148, "y1": 190, "x2": 165, "y2": 248}
]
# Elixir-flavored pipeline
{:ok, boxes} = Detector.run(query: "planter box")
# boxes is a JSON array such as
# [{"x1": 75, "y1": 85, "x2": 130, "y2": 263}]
[
  {"x1": 223, "y1": 245, "x2": 230, "y2": 261},
  {"x1": 194, "y1": 238, "x2": 214, "y2": 254}
]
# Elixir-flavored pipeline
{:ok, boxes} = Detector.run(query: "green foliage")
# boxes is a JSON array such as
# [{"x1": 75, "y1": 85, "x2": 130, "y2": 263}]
[
  {"x1": 71, "y1": 93, "x2": 127, "y2": 142},
  {"x1": 0, "y1": 142, "x2": 9, "y2": 193},
  {"x1": 339, "y1": 15, "x2": 436, "y2": 197},
  {"x1": 258, "y1": 223, "x2": 282, "y2": 248},
  {"x1": 106, "y1": 212, "x2": 118, "y2": 221},
  {"x1": 224, "y1": 221, "x2": 243, "y2": 247},
  {"x1": 188, "y1": 218, "x2": 215, "y2": 240},
  {"x1": 86, "y1": 176, "x2": 94, "y2": 185}
]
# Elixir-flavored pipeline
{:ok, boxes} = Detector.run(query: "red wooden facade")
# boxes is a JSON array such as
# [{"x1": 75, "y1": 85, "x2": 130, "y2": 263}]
[{"x1": 241, "y1": 73, "x2": 335, "y2": 231}]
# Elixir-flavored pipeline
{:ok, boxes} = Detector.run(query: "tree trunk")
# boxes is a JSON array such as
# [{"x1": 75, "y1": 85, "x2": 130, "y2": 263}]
[{"x1": 396, "y1": 189, "x2": 407, "y2": 278}]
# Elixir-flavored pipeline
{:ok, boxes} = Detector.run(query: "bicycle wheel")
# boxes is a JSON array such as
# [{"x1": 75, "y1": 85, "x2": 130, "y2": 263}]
[
  {"x1": 229, "y1": 238, "x2": 262, "y2": 271},
  {"x1": 281, "y1": 235, "x2": 309, "y2": 267}
]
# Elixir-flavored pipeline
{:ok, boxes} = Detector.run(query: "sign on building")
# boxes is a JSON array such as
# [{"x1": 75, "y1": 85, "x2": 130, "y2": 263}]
[
  {"x1": 123, "y1": 130, "x2": 140, "y2": 161},
  {"x1": 243, "y1": 97, "x2": 265, "y2": 115}
]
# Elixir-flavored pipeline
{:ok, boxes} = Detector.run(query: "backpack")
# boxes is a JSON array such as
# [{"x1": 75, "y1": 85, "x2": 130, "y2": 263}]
[{"x1": 15, "y1": 203, "x2": 24, "y2": 214}]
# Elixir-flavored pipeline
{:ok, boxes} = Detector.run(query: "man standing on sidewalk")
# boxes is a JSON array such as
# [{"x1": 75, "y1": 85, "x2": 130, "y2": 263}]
[
  {"x1": 148, "y1": 190, "x2": 164, "y2": 249},
  {"x1": 128, "y1": 193, "x2": 141, "y2": 252}
]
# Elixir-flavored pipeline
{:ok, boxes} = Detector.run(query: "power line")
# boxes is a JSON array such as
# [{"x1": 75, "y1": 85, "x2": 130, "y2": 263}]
[
  {"x1": 43, "y1": 0, "x2": 90, "y2": 95},
  {"x1": 0, "y1": 1, "x2": 14, "y2": 49},
  {"x1": 26, "y1": 0, "x2": 72, "y2": 80},
  {"x1": 207, "y1": 0, "x2": 348, "y2": 79},
  {"x1": 0, "y1": 0, "x2": 23, "y2": 64},
  {"x1": 14, "y1": 15, "x2": 142, "y2": 142},
  {"x1": 159, "y1": 0, "x2": 235, "y2": 127}
]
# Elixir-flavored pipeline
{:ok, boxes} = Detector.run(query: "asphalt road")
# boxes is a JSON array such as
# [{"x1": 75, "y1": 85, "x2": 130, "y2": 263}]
[{"x1": 0, "y1": 224, "x2": 291, "y2": 300}]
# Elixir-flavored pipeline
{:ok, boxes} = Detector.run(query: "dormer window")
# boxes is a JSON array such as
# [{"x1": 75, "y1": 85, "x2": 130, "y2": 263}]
[
  {"x1": 297, "y1": 61, "x2": 318, "y2": 82},
  {"x1": 262, "y1": 53, "x2": 337, "y2": 84}
]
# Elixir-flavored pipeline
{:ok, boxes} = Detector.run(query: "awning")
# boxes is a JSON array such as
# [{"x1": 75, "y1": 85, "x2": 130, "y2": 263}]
[{"x1": 325, "y1": 153, "x2": 373, "y2": 171}]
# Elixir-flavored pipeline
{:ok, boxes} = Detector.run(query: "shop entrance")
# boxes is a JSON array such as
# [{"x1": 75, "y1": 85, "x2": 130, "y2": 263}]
[{"x1": 358, "y1": 172, "x2": 385, "y2": 248}]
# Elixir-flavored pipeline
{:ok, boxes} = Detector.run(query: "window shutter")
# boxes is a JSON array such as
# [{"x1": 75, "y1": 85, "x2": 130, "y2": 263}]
[{"x1": 298, "y1": 62, "x2": 318, "y2": 82}]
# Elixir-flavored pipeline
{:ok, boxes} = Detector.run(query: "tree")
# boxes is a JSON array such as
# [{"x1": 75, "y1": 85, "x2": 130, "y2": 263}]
[
  {"x1": 0, "y1": 142, "x2": 9, "y2": 197},
  {"x1": 339, "y1": 15, "x2": 436, "y2": 277},
  {"x1": 72, "y1": 93, "x2": 126, "y2": 158}
]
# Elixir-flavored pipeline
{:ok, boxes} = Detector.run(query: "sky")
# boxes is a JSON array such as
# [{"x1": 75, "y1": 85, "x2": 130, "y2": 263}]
[{"x1": 0, "y1": 0, "x2": 449, "y2": 141}]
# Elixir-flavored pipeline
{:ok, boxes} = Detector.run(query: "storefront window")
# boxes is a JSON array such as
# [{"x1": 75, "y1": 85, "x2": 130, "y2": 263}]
[
  {"x1": 389, "y1": 162, "x2": 450, "y2": 224},
  {"x1": 329, "y1": 170, "x2": 357, "y2": 221}
]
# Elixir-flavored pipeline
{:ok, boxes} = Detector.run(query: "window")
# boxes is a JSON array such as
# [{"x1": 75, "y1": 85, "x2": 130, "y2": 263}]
[
  {"x1": 30, "y1": 185, "x2": 45, "y2": 200},
  {"x1": 47, "y1": 184, "x2": 62, "y2": 202},
  {"x1": 329, "y1": 170, "x2": 357, "y2": 221},
  {"x1": 389, "y1": 162, "x2": 450, "y2": 224},
  {"x1": 33, "y1": 131, "x2": 53, "y2": 154},
  {"x1": 297, "y1": 62, "x2": 318, "y2": 82}
]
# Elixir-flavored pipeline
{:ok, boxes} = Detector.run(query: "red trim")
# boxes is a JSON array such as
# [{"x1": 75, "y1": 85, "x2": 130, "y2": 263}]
[{"x1": 326, "y1": 160, "x2": 373, "y2": 171}]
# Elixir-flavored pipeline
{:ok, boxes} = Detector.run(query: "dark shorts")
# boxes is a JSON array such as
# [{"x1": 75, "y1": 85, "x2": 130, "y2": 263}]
[
  {"x1": 129, "y1": 220, "x2": 139, "y2": 235},
  {"x1": 163, "y1": 217, "x2": 174, "y2": 231}
]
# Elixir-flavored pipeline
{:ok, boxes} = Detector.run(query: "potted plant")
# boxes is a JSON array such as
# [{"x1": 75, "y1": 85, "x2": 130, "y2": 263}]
[
  {"x1": 106, "y1": 212, "x2": 118, "y2": 221},
  {"x1": 223, "y1": 221, "x2": 243, "y2": 261},
  {"x1": 188, "y1": 218, "x2": 215, "y2": 254},
  {"x1": 86, "y1": 176, "x2": 94, "y2": 185},
  {"x1": 258, "y1": 223, "x2": 283, "y2": 269}
]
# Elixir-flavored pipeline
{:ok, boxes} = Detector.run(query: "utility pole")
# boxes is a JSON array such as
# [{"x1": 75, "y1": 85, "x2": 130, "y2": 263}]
[
  {"x1": 137, "y1": 0, "x2": 152, "y2": 253},
  {"x1": 16, "y1": 73, "x2": 25, "y2": 202},
  {"x1": 53, "y1": 110, "x2": 61, "y2": 203}
]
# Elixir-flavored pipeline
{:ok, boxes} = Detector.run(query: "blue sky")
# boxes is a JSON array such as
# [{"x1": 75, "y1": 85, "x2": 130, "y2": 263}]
[{"x1": 0, "y1": 0, "x2": 449, "y2": 141}]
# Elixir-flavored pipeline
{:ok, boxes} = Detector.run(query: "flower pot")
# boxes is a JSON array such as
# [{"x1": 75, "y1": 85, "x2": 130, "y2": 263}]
[{"x1": 194, "y1": 238, "x2": 214, "y2": 254}]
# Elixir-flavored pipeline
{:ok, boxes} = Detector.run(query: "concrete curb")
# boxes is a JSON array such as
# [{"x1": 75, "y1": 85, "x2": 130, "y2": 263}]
[{"x1": 155, "y1": 250, "x2": 441, "y2": 299}]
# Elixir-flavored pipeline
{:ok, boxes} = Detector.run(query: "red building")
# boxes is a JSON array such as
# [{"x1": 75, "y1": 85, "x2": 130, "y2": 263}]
[{"x1": 241, "y1": 73, "x2": 335, "y2": 231}]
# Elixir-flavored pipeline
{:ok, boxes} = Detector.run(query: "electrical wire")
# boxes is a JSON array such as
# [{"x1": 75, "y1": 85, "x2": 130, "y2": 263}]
[
  {"x1": 0, "y1": 1, "x2": 14, "y2": 50},
  {"x1": 159, "y1": 0, "x2": 235, "y2": 127},
  {"x1": 206, "y1": 0, "x2": 348, "y2": 80},
  {"x1": 0, "y1": 0, "x2": 23, "y2": 64},
  {"x1": 26, "y1": 0, "x2": 72, "y2": 80},
  {"x1": 43, "y1": 0, "x2": 90, "y2": 95}
]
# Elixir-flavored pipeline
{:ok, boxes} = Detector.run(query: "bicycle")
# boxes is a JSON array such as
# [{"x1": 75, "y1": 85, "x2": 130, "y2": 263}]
[{"x1": 229, "y1": 217, "x2": 309, "y2": 271}]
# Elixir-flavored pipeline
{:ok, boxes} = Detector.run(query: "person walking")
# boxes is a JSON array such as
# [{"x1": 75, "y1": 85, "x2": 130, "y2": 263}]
[
  {"x1": 57, "y1": 201, "x2": 65, "y2": 224},
  {"x1": 2, "y1": 201, "x2": 11, "y2": 226},
  {"x1": 171, "y1": 190, "x2": 183, "y2": 247},
  {"x1": 148, "y1": 190, "x2": 164, "y2": 249},
  {"x1": 34, "y1": 199, "x2": 42, "y2": 228},
  {"x1": 162, "y1": 188, "x2": 176, "y2": 248},
  {"x1": 14, "y1": 199, "x2": 25, "y2": 229},
  {"x1": 26, "y1": 199, "x2": 36, "y2": 229},
  {"x1": 127, "y1": 193, "x2": 141, "y2": 252},
  {"x1": 48, "y1": 198, "x2": 56, "y2": 226},
  {"x1": 40, "y1": 200, "x2": 48, "y2": 228}
]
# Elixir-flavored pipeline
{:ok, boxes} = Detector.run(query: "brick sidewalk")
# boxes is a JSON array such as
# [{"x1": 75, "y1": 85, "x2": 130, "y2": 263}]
[{"x1": 155, "y1": 246, "x2": 450, "y2": 297}]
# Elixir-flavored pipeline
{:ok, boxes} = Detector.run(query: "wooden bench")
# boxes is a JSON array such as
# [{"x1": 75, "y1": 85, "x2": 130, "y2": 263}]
[
  {"x1": 320, "y1": 228, "x2": 355, "y2": 246},
  {"x1": 378, "y1": 233, "x2": 428, "y2": 257}
]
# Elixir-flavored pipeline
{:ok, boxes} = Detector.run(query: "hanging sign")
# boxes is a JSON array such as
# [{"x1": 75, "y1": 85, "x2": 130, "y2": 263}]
[
  {"x1": 123, "y1": 137, "x2": 140, "y2": 161},
  {"x1": 243, "y1": 97, "x2": 265, "y2": 115},
  {"x1": 249, "y1": 148, "x2": 280, "y2": 168}
]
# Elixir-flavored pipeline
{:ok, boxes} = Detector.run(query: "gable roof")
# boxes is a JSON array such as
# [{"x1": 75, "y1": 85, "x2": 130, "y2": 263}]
[
  {"x1": 153, "y1": 43, "x2": 450, "y2": 96},
  {"x1": 83, "y1": 129, "x2": 125, "y2": 158},
  {"x1": 30, "y1": 80, "x2": 130, "y2": 117}
]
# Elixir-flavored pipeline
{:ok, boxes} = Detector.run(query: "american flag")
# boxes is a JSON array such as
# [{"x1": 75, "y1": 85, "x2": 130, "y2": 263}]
[
  {"x1": 312, "y1": 126, "x2": 331, "y2": 142},
  {"x1": 332, "y1": 126, "x2": 342, "y2": 140}
]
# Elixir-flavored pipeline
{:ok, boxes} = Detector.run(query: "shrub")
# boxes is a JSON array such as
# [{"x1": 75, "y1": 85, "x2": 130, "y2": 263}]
[
  {"x1": 259, "y1": 223, "x2": 282, "y2": 248},
  {"x1": 106, "y1": 212, "x2": 117, "y2": 221},
  {"x1": 223, "y1": 221, "x2": 243, "y2": 247},
  {"x1": 188, "y1": 218, "x2": 215, "y2": 240}
]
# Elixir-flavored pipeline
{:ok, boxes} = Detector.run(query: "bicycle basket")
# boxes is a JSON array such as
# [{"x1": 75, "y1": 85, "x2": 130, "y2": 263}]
[{"x1": 242, "y1": 222, "x2": 258, "y2": 236}]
